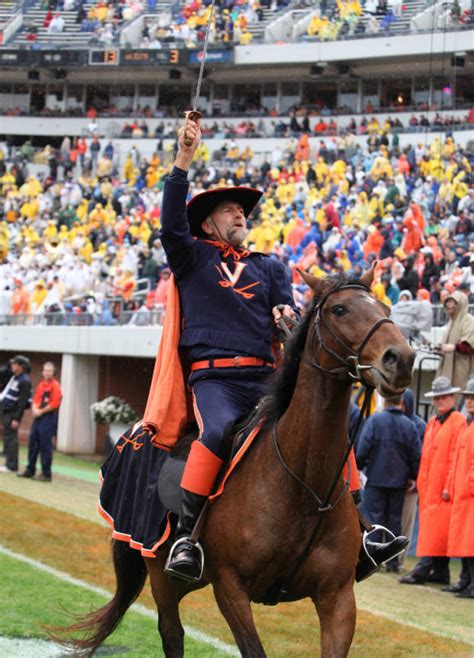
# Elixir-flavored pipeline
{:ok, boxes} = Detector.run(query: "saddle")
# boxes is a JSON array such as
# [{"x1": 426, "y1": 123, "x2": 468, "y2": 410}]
[{"x1": 157, "y1": 415, "x2": 254, "y2": 514}]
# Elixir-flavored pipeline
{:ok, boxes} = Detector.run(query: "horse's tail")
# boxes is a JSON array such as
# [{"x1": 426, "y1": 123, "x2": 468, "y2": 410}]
[{"x1": 48, "y1": 540, "x2": 147, "y2": 656}]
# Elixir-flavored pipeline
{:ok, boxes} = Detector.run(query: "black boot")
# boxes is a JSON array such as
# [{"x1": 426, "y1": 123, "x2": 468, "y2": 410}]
[
  {"x1": 164, "y1": 490, "x2": 207, "y2": 583},
  {"x1": 356, "y1": 533, "x2": 409, "y2": 582}
]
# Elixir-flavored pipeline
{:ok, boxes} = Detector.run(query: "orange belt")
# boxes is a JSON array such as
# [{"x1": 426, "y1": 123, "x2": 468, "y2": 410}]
[{"x1": 191, "y1": 356, "x2": 275, "y2": 371}]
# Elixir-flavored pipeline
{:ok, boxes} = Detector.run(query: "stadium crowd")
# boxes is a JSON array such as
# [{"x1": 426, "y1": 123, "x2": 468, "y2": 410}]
[
  {"x1": 0, "y1": 128, "x2": 473, "y2": 327},
  {"x1": 118, "y1": 110, "x2": 474, "y2": 138}
]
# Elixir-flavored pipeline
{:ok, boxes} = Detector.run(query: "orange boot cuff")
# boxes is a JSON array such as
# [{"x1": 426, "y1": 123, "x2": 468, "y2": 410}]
[{"x1": 181, "y1": 441, "x2": 224, "y2": 496}]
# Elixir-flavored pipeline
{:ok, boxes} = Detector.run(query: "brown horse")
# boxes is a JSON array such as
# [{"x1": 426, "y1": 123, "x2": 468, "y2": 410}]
[{"x1": 60, "y1": 268, "x2": 415, "y2": 658}]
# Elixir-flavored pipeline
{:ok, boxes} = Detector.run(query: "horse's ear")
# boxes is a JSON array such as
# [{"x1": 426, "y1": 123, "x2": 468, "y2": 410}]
[
  {"x1": 360, "y1": 261, "x2": 377, "y2": 288},
  {"x1": 298, "y1": 269, "x2": 327, "y2": 297}
]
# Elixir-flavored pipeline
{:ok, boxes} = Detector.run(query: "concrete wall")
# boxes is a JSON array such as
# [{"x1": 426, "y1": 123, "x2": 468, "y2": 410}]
[
  {"x1": 0, "y1": 325, "x2": 162, "y2": 358},
  {"x1": 0, "y1": 327, "x2": 160, "y2": 455},
  {"x1": 235, "y1": 29, "x2": 474, "y2": 65}
]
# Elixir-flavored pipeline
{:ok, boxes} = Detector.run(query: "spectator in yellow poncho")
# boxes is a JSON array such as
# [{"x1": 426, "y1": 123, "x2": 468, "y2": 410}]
[
  {"x1": 123, "y1": 154, "x2": 136, "y2": 183},
  {"x1": 247, "y1": 218, "x2": 278, "y2": 253},
  {"x1": 0, "y1": 222, "x2": 8, "y2": 261},
  {"x1": 43, "y1": 221, "x2": 58, "y2": 241},
  {"x1": 370, "y1": 154, "x2": 393, "y2": 180},
  {"x1": 1, "y1": 171, "x2": 16, "y2": 192},
  {"x1": 31, "y1": 280, "x2": 48, "y2": 313},
  {"x1": 194, "y1": 142, "x2": 209, "y2": 163},
  {"x1": 372, "y1": 282, "x2": 392, "y2": 306},
  {"x1": 20, "y1": 198, "x2": 40, "y2": 220},
  {"x1": 239, "y1": 30, "x2": 253, "y2": 45},
  {"x1": 308, "y1": 13, "x2": 321, "y2": 35},
  {"x1": 20, "y1": 176, "x2": 42, "y2": 198}
]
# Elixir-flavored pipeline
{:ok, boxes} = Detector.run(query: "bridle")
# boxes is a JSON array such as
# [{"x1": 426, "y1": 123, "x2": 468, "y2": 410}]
[
  {"x1": 268, "y1": 282, "x2": 396, "y2": 603},
  {"x1": 308, "y1": 283, "x2": 395, "y2": 384}
]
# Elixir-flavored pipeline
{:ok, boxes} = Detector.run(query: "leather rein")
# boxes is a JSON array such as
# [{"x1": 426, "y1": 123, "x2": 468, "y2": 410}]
[{"x1": 269, "y1": 283, "x2": 392, "y2": 601}]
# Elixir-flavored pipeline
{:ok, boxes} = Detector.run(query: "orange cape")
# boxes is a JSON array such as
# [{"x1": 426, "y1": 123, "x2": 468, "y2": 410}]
[{"x1": 143, "y1": 275, "x2": 192, "y2": 449}]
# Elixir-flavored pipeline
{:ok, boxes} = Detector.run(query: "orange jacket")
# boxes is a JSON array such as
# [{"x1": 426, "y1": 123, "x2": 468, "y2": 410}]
[
  {"x1": 447, "y1": 421, "x2": 474, "y2": 557},
  {"x1": 363, "y1": 228, "x2": 383, "y2": 259},
  {"x1": 345, "y1": 448, "x2": 360, "y2": 492},
  {"x1": 295, "y1": 134, "x2": 310, "y2": 161},
  {"x1": 416, "y1": 411, "x2": 466, "y2": 556},
  {"x1": 11, "y1": 287, "x2": 31, "y2": 315}
]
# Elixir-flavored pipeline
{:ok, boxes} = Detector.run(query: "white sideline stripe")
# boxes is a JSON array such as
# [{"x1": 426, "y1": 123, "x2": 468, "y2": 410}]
[
  {"x1": 4, "y1": 545, "x2": 470, "y2": 651},
  {"x1": 0, "y1": 545, "x2": 239, "y2": 657},
  {"x1": 357, "y1": 602, "x2": 474, "y2": 646}
]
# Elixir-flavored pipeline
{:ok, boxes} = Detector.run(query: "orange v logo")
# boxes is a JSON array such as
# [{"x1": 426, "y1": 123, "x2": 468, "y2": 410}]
[
  {"x1": 220, "y1": 261, "x2": 246, "y2": 286},
  {"x1": 214, "y1": 261, "x2": 261, "y2": 300}
]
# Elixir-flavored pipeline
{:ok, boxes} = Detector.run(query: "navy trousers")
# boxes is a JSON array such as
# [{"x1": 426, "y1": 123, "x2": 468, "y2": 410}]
[
  {"x1": 363, "y1": 485, "x2": 406, "y2": 564},
  {"x1": 26, "y1": 413, "x2": 58, "y2": 478},
  {"x1": 190, "y1": 369, "x2": 270, "y2": 460}
]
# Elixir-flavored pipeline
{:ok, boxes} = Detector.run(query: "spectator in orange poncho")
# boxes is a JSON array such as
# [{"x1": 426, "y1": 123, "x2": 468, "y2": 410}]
[
  {"x1": 426, "y1": 236, "x2": 443, "y2": 264},
  {"x1": 286, "y1": 218, "x2": 307, "y2": 253},
  {"x1": 397, "y1": 153, "x2": 410, "y2": 175},
  {"x1": 155, "y1": 268, "x2": 171, "y2": 307},
  {"x1": 363, "y1": 224, "x2": 384, "y2": 259},
  {"x1": 402, "y1": 202, "x2": 425, "y2": 254},
  {"x1": 296, "y1": 242, "x2": 319, "y2": 273},
  {"x1": 11, "y1": 279, "x2": 31, "y2": 315},
  {"x1": 113, "y1": 268, "x2": 136, "y2": 303},
  {"x1": 295, "y1": 134, "x2": 310, "y2": 162},
  {"x1": 446, "y1": 379, "x2": 474, "y2": 598}
]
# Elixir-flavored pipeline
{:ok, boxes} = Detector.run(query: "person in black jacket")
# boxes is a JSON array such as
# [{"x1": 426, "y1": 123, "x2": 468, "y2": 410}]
[
  {"x1": 420, "y1": 252, "x2": 440, "y2": 290},
  {"x1": 397, "y1": 256, "x2": 419, "y2": 298},
  {"x1": 356, "y1": 395, "x2": 422, "y2": 572},
  {"x1": 0, "y1": 356, "x2": 32, "y2": 472}
]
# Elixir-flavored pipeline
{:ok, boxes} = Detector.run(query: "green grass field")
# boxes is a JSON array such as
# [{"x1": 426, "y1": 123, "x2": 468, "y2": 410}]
[
  {"x1": 0, "y1": 450, "x2": 473, "y2": 657},
  {"x1": 0, "y1": 552, "x2": 227, "y2": 658}
]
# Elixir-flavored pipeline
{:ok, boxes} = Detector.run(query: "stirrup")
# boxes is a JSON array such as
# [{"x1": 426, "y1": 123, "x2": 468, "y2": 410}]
[
  {"x1": 164, "y1": 537, "x2": 205, "y2": 583},
  {"x1": 362, "y1": 524, "x2": 403, "y2": 565}
]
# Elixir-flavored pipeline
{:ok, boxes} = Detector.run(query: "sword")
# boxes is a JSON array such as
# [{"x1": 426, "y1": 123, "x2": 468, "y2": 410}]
[{"x1": 184, "y1": 0, "x2": 216, "y2": 145}]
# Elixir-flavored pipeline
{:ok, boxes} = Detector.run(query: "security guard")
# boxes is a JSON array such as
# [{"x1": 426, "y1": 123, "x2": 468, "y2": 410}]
[{"x1": 0, "y1": 355, "x2": 32, "y2": 472}]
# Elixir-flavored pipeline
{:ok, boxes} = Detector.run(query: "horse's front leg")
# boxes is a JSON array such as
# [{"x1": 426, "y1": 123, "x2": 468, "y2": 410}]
[
  {"x1": 212, "y1": 570, "x2": 266, "y2": 658},
  {"x1": 313, "y1": 581, "x2": 356, "y2": 658}
]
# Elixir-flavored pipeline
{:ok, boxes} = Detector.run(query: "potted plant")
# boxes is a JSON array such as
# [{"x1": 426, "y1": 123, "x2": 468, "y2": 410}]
[{"x1": 90, "y1": 396, "x2": 139, "y2": 445}]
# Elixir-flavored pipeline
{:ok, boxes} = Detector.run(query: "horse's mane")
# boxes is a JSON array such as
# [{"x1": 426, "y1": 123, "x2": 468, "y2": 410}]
[{"x1": 253, "y1": 275, "x2": 369, "y2": 430}]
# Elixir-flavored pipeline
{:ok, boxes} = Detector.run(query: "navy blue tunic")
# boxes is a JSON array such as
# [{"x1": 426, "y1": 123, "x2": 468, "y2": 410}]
[
  {"x1": 160, "y1": 167, "x2": 294, "y2": 363},
  {"x1": 160, "y1": 167, "x2": 295, "y2": 459}
]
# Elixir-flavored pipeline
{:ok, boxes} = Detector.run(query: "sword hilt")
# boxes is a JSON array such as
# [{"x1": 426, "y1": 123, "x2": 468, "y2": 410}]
[{"x1": 183, "y1": 110, "x2": 201, "y2": 146}]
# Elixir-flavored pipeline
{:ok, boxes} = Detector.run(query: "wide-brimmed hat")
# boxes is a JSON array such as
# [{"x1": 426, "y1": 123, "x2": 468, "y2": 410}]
[
  {"x1": 425, "y1": 376, "x2": 461, "y2": 398},
  {"x1": 187, "y1": 186, "x2": 263, "y2": 237},
  {"x1": 10, "y1": 355, "x2": 31, "y2": 373},
  {"x1": 461, "y1": 378, "x2": 474, "y2": 395}
]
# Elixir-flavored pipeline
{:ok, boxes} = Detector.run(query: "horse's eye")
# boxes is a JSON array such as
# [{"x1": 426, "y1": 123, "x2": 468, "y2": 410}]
[{"x1": 331, "y1": 305, "x2": 347, "y2": 317}]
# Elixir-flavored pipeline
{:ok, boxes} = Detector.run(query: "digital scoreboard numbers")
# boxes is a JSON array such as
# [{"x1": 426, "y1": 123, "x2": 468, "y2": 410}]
[
  {"x1": 120, "y1": 50, "x2": 180, "y2": 65},
  {"x1": 89, "y1": 50, "x2": 119, "y2": 66}
]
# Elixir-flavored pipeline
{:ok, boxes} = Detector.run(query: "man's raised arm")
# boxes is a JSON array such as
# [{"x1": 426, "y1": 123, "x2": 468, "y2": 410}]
[{"x1": 159, "y1": 116, "x2": 202, "y2": 278}]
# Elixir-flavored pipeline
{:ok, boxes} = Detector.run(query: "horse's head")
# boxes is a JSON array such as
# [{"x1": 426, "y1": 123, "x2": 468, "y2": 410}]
[{"x1": 300, "y1": 264, "x2": 415, "y2": 397}]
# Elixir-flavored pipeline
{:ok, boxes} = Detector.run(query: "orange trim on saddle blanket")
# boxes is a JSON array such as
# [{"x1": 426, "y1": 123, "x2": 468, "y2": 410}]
[
  {"x1": 97, "y1": 496, "x2": 172, "y2": 559},
  {"x1": 344, "y1": 448, "x2": 360, "y2": 492},
  {"x1": 181, "y1": 441, "x2": 224, "y2": 496},
  {"x1": 143, "y1": 275, "x2": 192, "y2": 449},
  {"x1": 209, "y1": 420, "x2": 264, "y2": 501}
]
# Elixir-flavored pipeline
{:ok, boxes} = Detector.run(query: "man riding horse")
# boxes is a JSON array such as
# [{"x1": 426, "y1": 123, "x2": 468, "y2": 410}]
[{"x1": 162, "y1": 115, "x2": 407, "y2": 582}]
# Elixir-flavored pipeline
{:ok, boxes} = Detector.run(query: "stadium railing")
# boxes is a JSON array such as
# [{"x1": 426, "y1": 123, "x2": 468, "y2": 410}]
[{"x1": 0, "y1": 304, "x2": 469, "y2": 329}]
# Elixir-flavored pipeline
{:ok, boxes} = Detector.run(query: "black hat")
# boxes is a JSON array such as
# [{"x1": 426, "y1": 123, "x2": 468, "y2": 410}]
[
  {"x1": 186, "y1": 187, "x2": 263, "y2": 237},
  {"x1": 10, "y1": 355, "x2": 31, "y2": 373}
]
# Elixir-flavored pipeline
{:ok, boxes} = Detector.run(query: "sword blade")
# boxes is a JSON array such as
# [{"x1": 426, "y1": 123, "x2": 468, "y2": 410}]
[{"x1": 192, "y1": 0, "x2": 216, "y2": 111}]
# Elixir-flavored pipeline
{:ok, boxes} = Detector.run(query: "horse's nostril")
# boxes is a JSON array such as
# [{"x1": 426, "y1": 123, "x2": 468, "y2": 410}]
[{"x1": 382, "y1": 348, "x2": 399, "y2": 369}]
